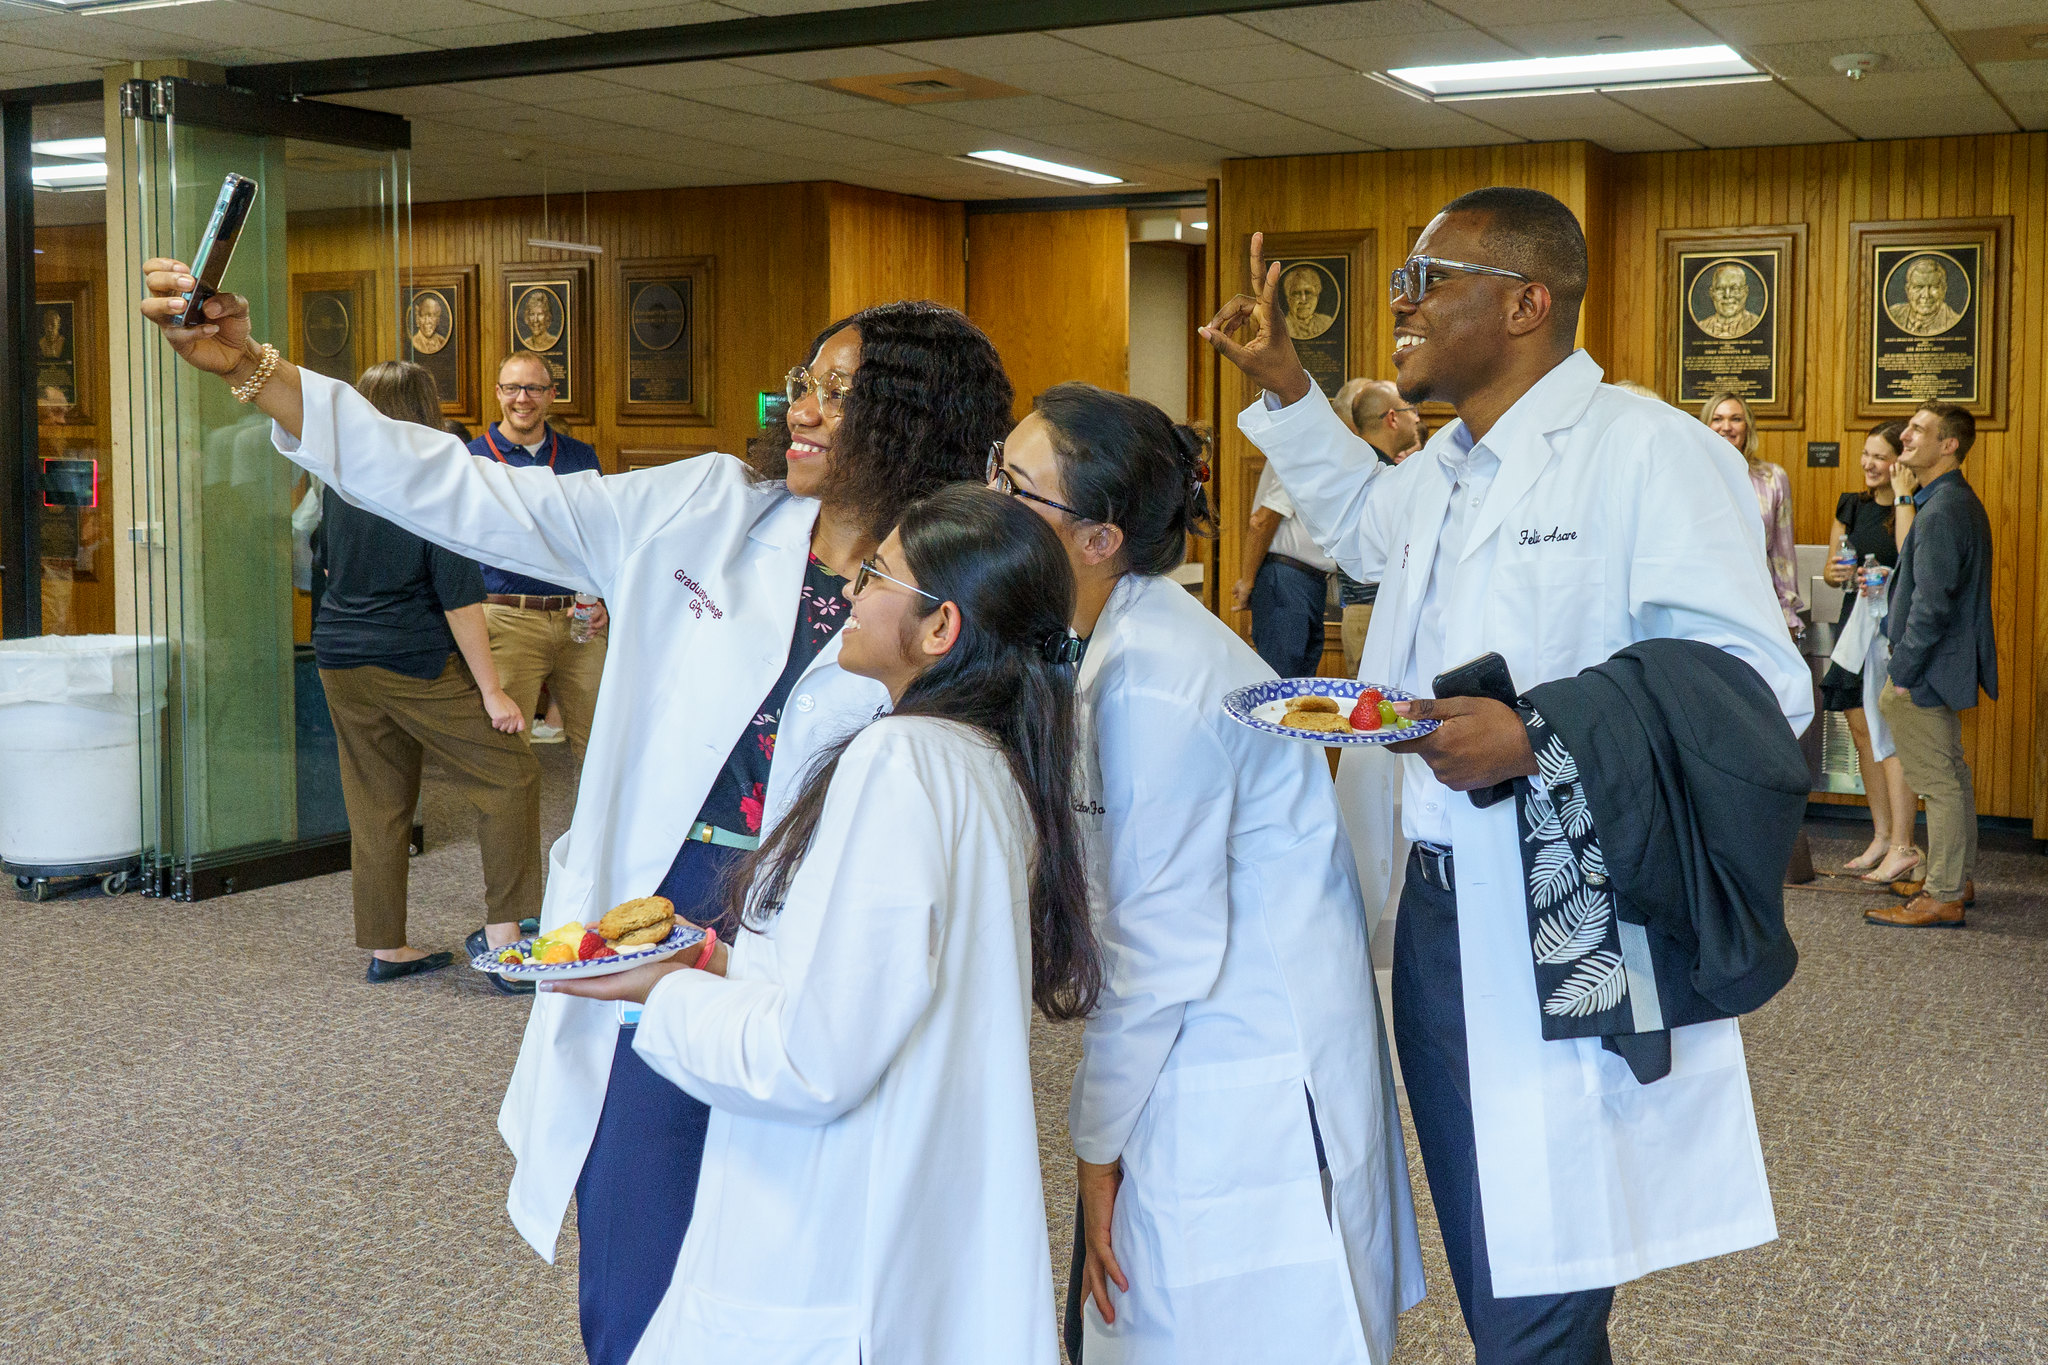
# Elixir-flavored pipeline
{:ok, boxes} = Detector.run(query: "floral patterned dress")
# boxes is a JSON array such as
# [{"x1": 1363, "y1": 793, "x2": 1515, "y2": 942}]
[
  {"x1": 695, "y1": 554, "x2": 848, "y2": 838},
  {"x1": 1748, "y1": 461, "x2": 1801, "y2": 633}
]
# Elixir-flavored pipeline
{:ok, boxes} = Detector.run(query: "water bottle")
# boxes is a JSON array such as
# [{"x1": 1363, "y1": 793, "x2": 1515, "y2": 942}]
[
  {"x1": 569, "y1": 593, "x2": 598, "y2": 643},
  {"x1": 1832, "y1": 538, "x2": 1859, "y2": 574},
  {"x1": 1858, "y1": 554, "x2": 1888, "y2": 599}
]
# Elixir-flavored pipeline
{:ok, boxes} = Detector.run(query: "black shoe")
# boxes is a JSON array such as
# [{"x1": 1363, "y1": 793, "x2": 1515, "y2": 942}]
[
  {"x1": 488, "y1": 971, "x2": 536, "y2": 996},
  {"x1": 366, "y1": 951, "x2": 455, "y2": 983},
  {"x1": 469, "y1": 921, "x2": 543, "y2": 958}
]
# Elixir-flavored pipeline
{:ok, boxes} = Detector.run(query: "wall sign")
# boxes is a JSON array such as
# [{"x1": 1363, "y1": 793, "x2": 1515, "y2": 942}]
[
  {"x1": 290, "y1": 270, "x2": 375, "y2": 385},
  {"x1": 1851, "y1": 216, "x2": 2009, "y2": 430},
  {"x1": 1806, "y1": 442, "x2": 1840, "y2": 468},
  {"x1": 617, "y1": 255, "x2": 713, "y2": 425},
  {"x1": 1657, "y1": 225, "x2": 1805, "y2": 428},
  {"x1": 1247, "y1": 229, "x2": 1374, "y2": 405}
]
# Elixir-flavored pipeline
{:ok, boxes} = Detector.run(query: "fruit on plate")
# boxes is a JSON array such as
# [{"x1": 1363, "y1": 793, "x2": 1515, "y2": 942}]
[
  {"x1": 536, "y1": 938, "x2": 579, "y2": 965},
  {"x1": 1349, "y1": 693, "x2": 1382, "y2": 731},
  {"x1": 577, "y1": 930, "x2": 608, "y2": 962}
]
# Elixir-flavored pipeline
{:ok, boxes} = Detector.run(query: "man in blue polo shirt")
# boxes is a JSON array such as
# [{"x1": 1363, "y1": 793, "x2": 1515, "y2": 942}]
[{"x1": 467, "y1": 351, "x2": 607, "y2": 760}]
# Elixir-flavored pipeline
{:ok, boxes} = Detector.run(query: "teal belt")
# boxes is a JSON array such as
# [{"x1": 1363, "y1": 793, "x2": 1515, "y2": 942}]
[{"x1": 690, "y1": 820, "x2": 759, "y2": 851}]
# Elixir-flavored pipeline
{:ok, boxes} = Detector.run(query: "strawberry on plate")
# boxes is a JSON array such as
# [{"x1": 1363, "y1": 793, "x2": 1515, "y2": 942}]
[
  {"x1": 577, "y1": 930, "x2": 607, "y2": 962},
  {"x1": 1349, "y1": 691, "x2": 1383, "y2": 731}
]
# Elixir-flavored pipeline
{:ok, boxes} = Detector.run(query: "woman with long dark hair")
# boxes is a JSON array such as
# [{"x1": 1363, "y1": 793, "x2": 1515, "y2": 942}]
[
  {"x1": 549, "y1": 484, "x2": 1098, "y2": 1364},
  {"x1": 991, "y1": 383, "x2": 1422, "y2": 1365},
  {"x1": 137, "y1": 265, "x2": 1013, "y2": 1363}
]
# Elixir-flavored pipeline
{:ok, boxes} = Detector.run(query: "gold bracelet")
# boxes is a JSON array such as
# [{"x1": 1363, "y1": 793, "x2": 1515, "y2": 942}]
[{"x1": 231, "y1": 342, "x2": 281, "y2": 404}]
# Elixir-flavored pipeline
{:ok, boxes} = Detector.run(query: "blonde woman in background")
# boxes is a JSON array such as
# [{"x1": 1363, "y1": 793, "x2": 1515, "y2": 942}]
[{"x1": 1704, "y1": 389, "x2": 1801, "y2": 637}]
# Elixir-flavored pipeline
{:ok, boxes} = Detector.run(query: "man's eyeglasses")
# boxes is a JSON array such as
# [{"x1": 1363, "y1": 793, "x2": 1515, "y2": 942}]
[
  {"x1": 986, "y1": 441, "x2": 1093, "y2": 521},
  {"x1": 853, "y1": 557, "x2": 941, "y2": 606},
  {"x1": 1389, "y1": 255, "x2": 1531, "y2": 306},
  {"x1": 785, "y1": 366, "x2": 853, "y2": 409},
  {"x1": 496, "y1": 382, "x2": 554, "y2": 398}
]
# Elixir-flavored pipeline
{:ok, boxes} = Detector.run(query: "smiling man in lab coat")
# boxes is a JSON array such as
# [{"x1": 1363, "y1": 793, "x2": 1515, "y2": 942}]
[{"x1": 1205, "y1": 187, "x2": 1810, "y2": 1364}]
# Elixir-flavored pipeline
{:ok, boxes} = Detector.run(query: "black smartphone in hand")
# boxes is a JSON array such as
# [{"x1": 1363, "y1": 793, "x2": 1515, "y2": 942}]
[
  {"x1": 1430, "y1": 651, "x2": 1521, "y2": 810},
  {"x1": 175, "y1": 173, "x2": 258, "y2": 328}
]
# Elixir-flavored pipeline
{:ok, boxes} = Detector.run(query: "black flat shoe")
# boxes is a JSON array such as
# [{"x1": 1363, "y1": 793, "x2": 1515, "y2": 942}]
[
  {"x1": 366, "y1": 951, "x2": 455, "y2": 983},
  {"x1": 467, "y1": 920, "x2": 543, "y2": 959},
  {"x1": 488, "y1": 971, "x2": 536, "y2": 996}
]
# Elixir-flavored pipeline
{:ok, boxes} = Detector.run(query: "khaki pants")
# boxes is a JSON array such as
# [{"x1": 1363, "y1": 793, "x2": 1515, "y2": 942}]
[
  {"x1": 1879, "y1": 683, "x2": 1976, "y2": 900},
  {"x1": 485, "y1": 602, "x2": 607, "y2": 760},
  {"x1": 321, "y1": 657, "x2": 542, "y2": 950},
  {"x1": 1341, "y1": 602, "x2": 1374, "y2": 677}
]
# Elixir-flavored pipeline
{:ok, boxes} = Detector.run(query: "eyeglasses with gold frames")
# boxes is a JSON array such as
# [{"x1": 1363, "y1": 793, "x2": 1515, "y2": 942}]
[
  {"x1": 785, "y1": 365, "x2": 854, "y2": 409},
  {"x1": 852, "y1": 556, "x2": 941, "y2": 606}
]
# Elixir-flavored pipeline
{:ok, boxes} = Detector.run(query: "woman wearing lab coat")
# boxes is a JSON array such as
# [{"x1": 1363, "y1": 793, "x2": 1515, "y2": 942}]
[
  {"x1": 136, "y1": 265, "x2": 1015, "y2": 1363},
  {"x1": 991, "y1": 383, "x2": 1424, "y2": 1365},
  {"x1": 548, "y1": 484, "x2": 1102, "y2": 1365}
]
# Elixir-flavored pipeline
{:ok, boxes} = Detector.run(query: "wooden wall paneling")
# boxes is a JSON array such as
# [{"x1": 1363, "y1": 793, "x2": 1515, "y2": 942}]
[
  {"x1": 34, "y1": 223, "x2": 114, "y2": 636},
  {"x1": 1604, "y1": 133, "x2": 2048, "y2": 822},
  {"x1": 825, "y1": 183, "x2": 965, "y2": 318},
  {"x1": 965, "y1": 207, "x2": 1129, "y2": 419}
]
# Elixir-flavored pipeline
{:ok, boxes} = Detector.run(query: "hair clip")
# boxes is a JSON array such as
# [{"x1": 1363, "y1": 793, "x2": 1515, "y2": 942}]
[
  {"x1": 1193, "y1": 460, "x2": 1211, "y2": 484},
  {"x1": 1041, "y1": 631, "x2": 1084, "y2": 665}
]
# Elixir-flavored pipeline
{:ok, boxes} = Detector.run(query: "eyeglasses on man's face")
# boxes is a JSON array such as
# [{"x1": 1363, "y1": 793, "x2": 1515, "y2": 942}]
[
  {"x1": 785, "y1": 366, "x2": 853, "y2": 410},
  {"x1": 852, "y1": 556, "x2": 941, "y2": 606},
  {"x1": 496, "y1": 382, "x2": 554, "y2": 398},
  {"x1": 986, "y1": 441, "x2": 1093, "y2": 521},
  {"x1": 1389, "y1": 255, "x2": 1531, "y2": 306}
]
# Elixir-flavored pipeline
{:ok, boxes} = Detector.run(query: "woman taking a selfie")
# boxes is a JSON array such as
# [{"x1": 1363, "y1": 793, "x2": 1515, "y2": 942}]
[
  {"x1": 137, "y1": 264, "x2": 1014, "y2": 1364},
  {"x1": 991, "y1": 383, "x2": 1423, "y2": 1365},
  {"x1": 551, "y1": 484, "x2": 1100, "y2": 1365}
]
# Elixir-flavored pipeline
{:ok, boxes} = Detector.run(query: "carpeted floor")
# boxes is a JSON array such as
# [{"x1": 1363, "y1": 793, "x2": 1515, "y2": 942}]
[{"x1": 4, "y1": 747, "x2": 2044, "y2": 1363}]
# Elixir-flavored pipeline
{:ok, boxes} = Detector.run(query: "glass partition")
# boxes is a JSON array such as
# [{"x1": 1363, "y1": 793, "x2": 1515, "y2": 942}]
[{"x1": 115, "y1": 82, "x2": 409, "y2": 899}]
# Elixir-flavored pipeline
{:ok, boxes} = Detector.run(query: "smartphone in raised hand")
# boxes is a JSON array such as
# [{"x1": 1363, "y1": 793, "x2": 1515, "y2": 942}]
[{"x1": 174, "y1": 173, "x2": 258, "y2": 329}]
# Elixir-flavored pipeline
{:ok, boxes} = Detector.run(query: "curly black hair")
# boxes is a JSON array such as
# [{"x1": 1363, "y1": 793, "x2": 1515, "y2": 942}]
[{"x1": 752, "y1": 301, "x2": 1015, "y2": 542}]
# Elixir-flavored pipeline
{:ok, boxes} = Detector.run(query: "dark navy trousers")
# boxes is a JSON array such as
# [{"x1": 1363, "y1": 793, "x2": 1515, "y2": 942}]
[
  {"x1": 1392, "y1": 848, "x2": 1616, "y2": 1365},
  {"x1": 1248, "y1": 556, "x2": 1329, "y2": 679},
  {"x1": 574, "y1": 838, "x2": 739, "y2": 1365}
]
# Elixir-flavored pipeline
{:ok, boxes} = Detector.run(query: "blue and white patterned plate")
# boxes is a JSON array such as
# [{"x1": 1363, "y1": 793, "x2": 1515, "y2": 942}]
[
  {"x1": 470, "y1": 921, "x2": 707, "y2": 981},
  {"x1": 1222, "y1": 677, "x2": 1442, "y2": 748}
]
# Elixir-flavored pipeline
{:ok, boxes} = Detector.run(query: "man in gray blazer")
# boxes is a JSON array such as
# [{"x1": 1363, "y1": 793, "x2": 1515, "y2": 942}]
[{"x1": 1871, "y1": 401, "x2": 1996, "y2": 929}]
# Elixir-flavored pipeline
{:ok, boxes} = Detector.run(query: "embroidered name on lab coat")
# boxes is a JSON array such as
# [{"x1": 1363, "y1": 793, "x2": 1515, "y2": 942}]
[
  {"x1": 1517, "y1": 526, "x2": 1580, "y2": 546},
  {"x1": 674, "y1": 569, "x2": 725, "y2": 619}
]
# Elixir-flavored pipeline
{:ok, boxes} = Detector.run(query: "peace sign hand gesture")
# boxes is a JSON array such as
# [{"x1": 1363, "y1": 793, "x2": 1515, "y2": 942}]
[{"x1": 1199, "y1": 231, "x2": 1314, "y2": 406}]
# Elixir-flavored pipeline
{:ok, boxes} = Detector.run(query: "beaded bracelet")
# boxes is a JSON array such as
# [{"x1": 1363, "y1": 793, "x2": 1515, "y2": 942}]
[{"x1": 230, "y1": 342, "x2": 281, "y2": 404}]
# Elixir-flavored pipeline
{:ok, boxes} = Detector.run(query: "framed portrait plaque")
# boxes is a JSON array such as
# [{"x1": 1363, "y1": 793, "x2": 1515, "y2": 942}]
[
  {"x1": 1851, "y1": 217, "x2": 2009, "y2": 429},
  {"x1": 290, "y1": 270, "x2": 374, "y2": 385},
  {"x1": 1658, "y1": 225, "x2": 1805, "y2": 428},
  {"x1": 401, "y1": 265, "x2": 477, "y2": 421},
  {"x1": 502, "y1": 260, "x2": 591, "y2": 421},
  {"x1": 33, "y1": 279, "x2": 90, "y2": 426},
  {"x1": 1246, "y1": 229, "x2": 1373, "y2": 405},
  {"x1": 617, "y1": 256, "x2": 713, "y2": 425}
]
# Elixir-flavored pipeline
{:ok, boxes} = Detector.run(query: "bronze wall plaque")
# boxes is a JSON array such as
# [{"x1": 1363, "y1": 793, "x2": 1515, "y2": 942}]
[
  {"x1": 32, "y1": 289, "x2": 84, "y2": 425},
  {"x1": 1657, "y1": 225, "x2": 1805, "y2": 428},
  {"x1": 1246, "y1": 230, "x2": 1373, "y2": 406},
  {"x1": 618, "y1": 256, "x2": 713, "y2": 424},
  {"x1": 502, "y1": 261, "x2": 591, "y2": 421},
  {"x1": 402, "y1": 265, "x2": 477, "y2": 420},
  {"x1": 290, "y1": 270, "x2": 374, "y2": 386},
  {"x1": 1852, "y1": 217, "x2": 2009, "y2": 429}
]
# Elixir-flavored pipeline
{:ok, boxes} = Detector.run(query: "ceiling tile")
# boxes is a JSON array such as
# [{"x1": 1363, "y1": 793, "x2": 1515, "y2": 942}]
[
  {"x1": 1131, "y1": 41, "x2": 1356, "y2": 87},
  {"x1": 879, "y1": 32, "x2": 1087, "y2": 68},
  {"x1": 542, "y1": 88, "x2": 708, "y2": 130},
  {"x1": 1061, "y1": 84, "x2": 1266, "y2": 123},
  {"x1": 780, "y1": 106, "x2": 983, "y2": 153},
  {"x1": 936, "y1": 55, "x2": 1183, "y2": 98},
  {"x1": 551, "y1": 5, "x2": 752, "y2": 32},
  {"x1": 1607, "y1": 80, "x2": 1853, "y2": 144},
  {"x1": 728, "y1": 45, "x2": 923, "y2": 80},
  {"x1": 1204, "y1": 113, "x2": 1375, "y2": 158},
  {"x1": 722, "y1": 0, "x2": 929, "y2": 12},
  {"x1": 1490, "y1": 13, "x2": 1723, "y2": 55},
  {"x1": 448, "y1": 72, "x2": 633, "y2": 105},
  {"x1": 416, "y1": 20, "x2": 591, "y2": 48},
  {"x1": 113, "y1": 1, "x2": 377, "y2": 49},
  {"x1": 267, "y1": 35, "x2": 434, "y2": 60},
  {"x1": 1432, "y1": 0, "x2": 1678, "y2": 24},
  {"x1": 1977, "y1": 59, "x2": 2048, "y2": 94},
  {"x1": 1235, "y1": 1, "x2": 1473, "y2": 43},
  {"x1": 1748, "y1": 33, "x2": 1965, "y2": 79},
  {"x1": 2002, "y1": 90, "x2": 2048, "y2": 129},
  {"x1": 1027, "y1": 120, "x2": 1242, "y2": 164},
  {"x1": 1691, "y1": 0, "x2": 1935, "y2": 46},
  {"x1": 1318, "y1": 33, "x2": 1523, "y2": 69},
  {"x1": 248, "y1": 0, "x2": 516, "y2": 31},
  {"x1": 1453, "y1": 92, "x2": 1700, "y2": 151},
  {"x1": 1210, "y1": 71, "x2": 1407, "y2": 117},
  {"x1": 1053, "y1": 17, "x2": 1270, "y2": 58},
  {"x1": 681, "y1": 79, "x2": 876, "y2": 117},
  {"x1": 321, "y1": 84, "x2": 508, "y2": 116},
  {"x1": 0, "y1": 15, "x2": 205, "y2": 60},
  {"x1": 490, "y1": 0, "x2": 728, "y2": 13},
  {"x1": 1919, "y1": 0, "x2": 2048, "y2": 24},
  {"x1": 594, "y1": 61, "x2": 783, "y2": 93},
  {"x1": 917, "y1": 94, "x2": 1104, "y2": 132},
  {"x1": 1785, "y1": 75, "x2": 2018, "y2": 134}
]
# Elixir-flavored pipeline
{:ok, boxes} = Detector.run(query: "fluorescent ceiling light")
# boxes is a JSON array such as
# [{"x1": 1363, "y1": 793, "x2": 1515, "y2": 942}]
[
  {"x1": 1192, "y1": 221, "x2": 1208, "y2": 230},
  {"x1": 32, "y1": 137, "x2": 105, "y2": 159},
  {"x1": 1383, "y1": 45, "x2": 1760, "y2": 101},
  {"x1": 32, "y1": 161, "x2": 106, "y2": 188},
  {"x1": 961, "y1": 149, "x2": 1123, "y2": 187},
  {"x1": 526, "y1": 236, "x2": 602, "y2": 255}
]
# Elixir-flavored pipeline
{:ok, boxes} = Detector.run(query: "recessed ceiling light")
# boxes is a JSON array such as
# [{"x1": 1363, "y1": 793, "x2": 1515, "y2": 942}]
[
  {"x1": 960, "y1": 150, "x2": 1123, "y2": 187},
  {"x1": 32, "y1": 137, "x2": 105, "y2": 159},
  {"x1": 1379, "y1": 44, "x2": 1762, "y2": 101},
  {"x1": 32, "y1": 162, "x2": 106, "y2": 189}
]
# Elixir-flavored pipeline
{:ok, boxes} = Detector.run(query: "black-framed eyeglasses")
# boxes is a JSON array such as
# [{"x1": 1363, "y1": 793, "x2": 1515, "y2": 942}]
[
  {"x1": 986, "y1": 441, "x2": 1093, "y2": 521},
  {"x1": 1389, "y1": 255, "x2": 1531, "y2": 306},
  {"x1": 496, "y1": 382, "x2": 554, "y2": 398},
  {"x1": 785, "y1": 365, "x2": 853, "y2": 409},
  {"x1": 853, "y1": 556, "x2": 941, "y2": 606}
]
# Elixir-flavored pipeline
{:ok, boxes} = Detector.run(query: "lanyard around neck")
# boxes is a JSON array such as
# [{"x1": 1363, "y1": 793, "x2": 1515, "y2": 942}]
[{"x1": 485, "y1": 424, "x2": 557, "y2": 469}]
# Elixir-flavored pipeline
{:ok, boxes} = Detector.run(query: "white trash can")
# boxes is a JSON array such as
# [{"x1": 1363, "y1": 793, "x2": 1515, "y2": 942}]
[{"x1": 0, "y1": 635, "x2": 166, "y2": 891}]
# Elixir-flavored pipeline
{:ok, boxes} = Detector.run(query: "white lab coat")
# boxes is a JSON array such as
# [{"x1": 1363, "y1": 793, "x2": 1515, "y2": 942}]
[
  {"x1": 625, "y1": 717, "x2": 1057, "y2": 1365},
  {"x1": 1069, "y1": 573, "x2": 1425, "y2": 1365},
  {"x1": 1238, "y1": 351, "x2": 1811, "y2": 1296},
  {"x1": 272, "y1": 372, "x2": 888, "y2": 1259}
]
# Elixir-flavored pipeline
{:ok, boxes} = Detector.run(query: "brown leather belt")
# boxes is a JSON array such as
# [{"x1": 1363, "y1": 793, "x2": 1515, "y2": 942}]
[
  {"x1": 486, "y1": 593, "x2": 573, "y2": 611},
  {"x1": 1263, "y1": 552, "x2": 1328, "y2": 578}
]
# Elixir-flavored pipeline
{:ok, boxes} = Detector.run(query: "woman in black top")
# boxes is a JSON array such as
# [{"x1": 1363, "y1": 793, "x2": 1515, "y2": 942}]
[
  {"x1": 314, "y1": 361, "x2": 541, "y2": 984},
  {"x1": 1821, "y1": 421, "x2": 1919, "y2": 883}
]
